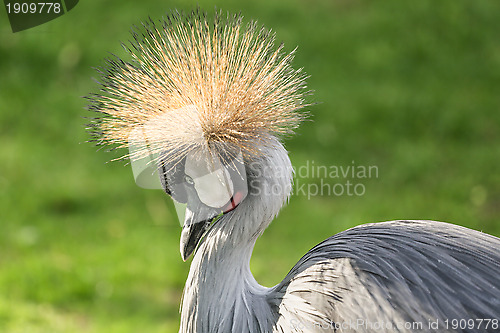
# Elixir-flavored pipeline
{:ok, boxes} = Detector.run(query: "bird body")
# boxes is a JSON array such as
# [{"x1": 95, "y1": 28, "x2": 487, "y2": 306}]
[
  {"x1": 88, "y1": 10, "x2": 500, "y2": 333},
  {"x1": 182, "y1": 219, "x2": 500, "y2": 333},
  {"x1": 178, "y1": 140, "x2": 500, "y2": 333}
]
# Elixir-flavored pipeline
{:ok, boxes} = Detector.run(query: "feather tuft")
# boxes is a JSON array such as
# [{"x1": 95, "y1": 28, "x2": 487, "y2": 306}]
[{"x1": 87, "y1": 9, "x2": 309, "y2": 166}]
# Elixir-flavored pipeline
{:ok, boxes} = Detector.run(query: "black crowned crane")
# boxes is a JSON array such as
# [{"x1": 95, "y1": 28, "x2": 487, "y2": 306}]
[{"x1": 88, "y1": 10, "x2": 500, "y2": 333}]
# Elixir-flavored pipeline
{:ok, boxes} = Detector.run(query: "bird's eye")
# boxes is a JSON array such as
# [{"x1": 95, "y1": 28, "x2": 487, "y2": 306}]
[{"x1": 184, "y1": 175, "x2": 194, "y2": 185}]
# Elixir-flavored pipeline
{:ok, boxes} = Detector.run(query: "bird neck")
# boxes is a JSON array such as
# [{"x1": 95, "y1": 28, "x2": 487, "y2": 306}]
[
  {"x1": 179, "y1": 140, "x2": 293, "y2": 332},
  {"x1": 179, "y1": 221, "x2": 274, "y2": 332}
]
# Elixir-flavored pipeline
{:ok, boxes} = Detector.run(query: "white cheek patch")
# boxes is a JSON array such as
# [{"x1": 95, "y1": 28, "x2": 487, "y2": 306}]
[
  {"x1": 185, "y1": 150, "x2": 234, "y2": 208},
  {"x1": 192, "y1": 167, "x2": 233, "y2": 208}
]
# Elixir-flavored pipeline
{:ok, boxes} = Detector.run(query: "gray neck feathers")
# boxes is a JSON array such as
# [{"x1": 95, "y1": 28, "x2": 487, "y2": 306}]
[{"x1": 180, "y1": 140, "x2": 293, "y2": 333}]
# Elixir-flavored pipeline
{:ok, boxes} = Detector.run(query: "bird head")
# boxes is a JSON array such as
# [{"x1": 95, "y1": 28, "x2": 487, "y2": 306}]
[{"x1": 87, "y1": 9, "x2": 309, "y2": 260}]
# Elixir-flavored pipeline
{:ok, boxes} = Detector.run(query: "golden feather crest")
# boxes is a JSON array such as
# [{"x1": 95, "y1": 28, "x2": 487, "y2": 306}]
[{"x1": 88, "y1": 10, "x2": 309, "y2": 166}]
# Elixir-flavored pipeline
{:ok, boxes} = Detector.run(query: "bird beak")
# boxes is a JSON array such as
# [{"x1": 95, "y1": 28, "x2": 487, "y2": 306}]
[
  {"x1": 179, "y1": 205, "x2": 213, "y2": 261},
  {"x1": 180, "y1": 220, "x2": 210, "y2": 261}
]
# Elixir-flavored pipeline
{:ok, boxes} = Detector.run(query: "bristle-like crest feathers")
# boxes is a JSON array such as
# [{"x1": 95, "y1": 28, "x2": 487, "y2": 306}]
[{"x1": 88, "y1": 9, "x2": 308, "y2": 166}]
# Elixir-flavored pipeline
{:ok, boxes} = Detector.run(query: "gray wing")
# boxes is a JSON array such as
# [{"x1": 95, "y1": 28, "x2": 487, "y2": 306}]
[{"x1": 268, "y1": 220, "x2": 500, "y2": 333}]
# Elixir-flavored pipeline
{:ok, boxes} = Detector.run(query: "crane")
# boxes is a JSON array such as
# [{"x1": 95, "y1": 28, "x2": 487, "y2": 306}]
[{"x1": 88, "y1": 9, "x2": 500, "y2": 333}]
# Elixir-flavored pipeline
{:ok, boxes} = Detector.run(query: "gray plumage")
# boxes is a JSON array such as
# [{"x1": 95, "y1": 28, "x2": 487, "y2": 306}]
[{"x1": 178, "y1": 140, "x2": 500, "y2": 333}]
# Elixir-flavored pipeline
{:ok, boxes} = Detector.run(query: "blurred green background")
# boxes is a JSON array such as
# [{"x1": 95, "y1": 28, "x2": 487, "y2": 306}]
[{"x1": 1, "y1": 0, "x2": 499, "y2": 332}]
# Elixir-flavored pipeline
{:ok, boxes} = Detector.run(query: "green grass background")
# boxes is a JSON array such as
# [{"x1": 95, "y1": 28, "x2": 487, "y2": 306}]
[{"x1": 1, "y1": 0, "x2": 499, "y2": 331}]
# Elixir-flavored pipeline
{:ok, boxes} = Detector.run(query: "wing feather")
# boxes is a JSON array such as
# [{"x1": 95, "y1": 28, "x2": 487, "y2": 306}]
[{"x1": 269, "y1": 220, "x2": 500, "y2": 332}]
